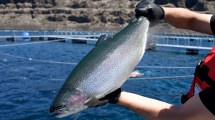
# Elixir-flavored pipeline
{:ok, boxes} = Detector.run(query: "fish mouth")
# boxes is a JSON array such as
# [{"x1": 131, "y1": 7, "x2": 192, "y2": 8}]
[
  {"x1": 50, "y1": 104, "x2": 83, "y2": 118},
  {"x1": 50, "y1": 104, "x2": 66, "y2": 113},
  {"x1": 50, "y1": 103, "x2": 88, "y2": 118},
  {"x1": 52, "y1": 110, "x2": 72, "y2": 118},
  {"x1": 50, "y1": 105, "x2": 71, "y2": 118}
]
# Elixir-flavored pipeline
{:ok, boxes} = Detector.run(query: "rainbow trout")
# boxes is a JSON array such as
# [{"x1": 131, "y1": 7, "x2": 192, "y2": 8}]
[{"x1": 50, "y1": 17, "x2": 150, "y2": 118}]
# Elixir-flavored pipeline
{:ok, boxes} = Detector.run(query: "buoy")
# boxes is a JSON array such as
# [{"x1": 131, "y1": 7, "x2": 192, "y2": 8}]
[
  {"x1": 21, "y1": 32, "x2": 30, "y2": 41},
  {"x1": 22, "y1": 32, "x2": 29, "y2": 37}
]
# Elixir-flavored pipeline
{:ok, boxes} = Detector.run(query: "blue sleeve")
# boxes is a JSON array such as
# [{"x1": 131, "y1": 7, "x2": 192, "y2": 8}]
[
  {"x1": 199, "y1": 87, "x2": 215, "y2": 116},
  {"x1": 210, "y1": 14, "x2": 215, "y2": 35}
]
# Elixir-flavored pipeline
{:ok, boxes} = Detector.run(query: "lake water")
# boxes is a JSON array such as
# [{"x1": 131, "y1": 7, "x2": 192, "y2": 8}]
[{"x1": 0, "y1": 38, "x2": 210, "y2": 120}]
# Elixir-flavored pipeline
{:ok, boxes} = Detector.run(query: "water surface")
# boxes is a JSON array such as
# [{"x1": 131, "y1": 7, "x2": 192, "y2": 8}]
[{"x1": 0, "y1": 40, "x2": 209, "y2": 120}]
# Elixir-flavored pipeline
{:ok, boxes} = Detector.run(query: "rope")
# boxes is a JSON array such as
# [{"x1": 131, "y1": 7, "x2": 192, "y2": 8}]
[
  {"x1": 0, "y1": 39, "x2": 196, "y2": 69},
  {"x1": 49, "y1": 75, "x2": 194, "y2": 81},
  {"x1": 0, "y1": 51, "x2": 195, "y2": 69},
  {"x1": 0, "y1": 51, "x2": 77, "y2": 65},
  {"x1": 137, "y1": 66, "x2": 195, "y2": 69},
  {"x1": 131, "y1": 75, "x2": 193, "y2": 80},
  {"x1": 0, "y1": 37, "x2": 195, "y2": 82},
  {"x1": 0, "y1": 51, "x2": 194, "y2": 69},
  {"x1": 0, "y1": 39, "x2": 66, "y2": 47},
  {"x1": 0, "y1": 50, "x2": 194, "y2": 81}
]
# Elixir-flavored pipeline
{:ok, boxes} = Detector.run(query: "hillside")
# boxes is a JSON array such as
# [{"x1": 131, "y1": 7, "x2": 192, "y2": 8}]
[{"x1": 0, "y1": 0, "x2": 214, "y2": 33}]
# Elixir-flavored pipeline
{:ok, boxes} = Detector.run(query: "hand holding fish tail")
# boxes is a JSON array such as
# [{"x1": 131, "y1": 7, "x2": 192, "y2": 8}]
[{"x1": 135, "y1": 0, "x2": 164, "y2": 23}]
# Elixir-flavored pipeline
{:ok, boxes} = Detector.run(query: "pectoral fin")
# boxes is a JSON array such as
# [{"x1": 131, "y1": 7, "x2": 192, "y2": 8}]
[
  {"x1": 130, "y1": 70, "x2": 143, "y2": 78},
  {"x1": 84, "y1": 96, "x2": 108, "y2": 107}
]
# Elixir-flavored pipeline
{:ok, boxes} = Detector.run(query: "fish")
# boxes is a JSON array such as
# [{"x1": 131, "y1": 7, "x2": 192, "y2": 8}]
[{"x1": 50, "y1": 17, "x2": 150, "y2": 118}]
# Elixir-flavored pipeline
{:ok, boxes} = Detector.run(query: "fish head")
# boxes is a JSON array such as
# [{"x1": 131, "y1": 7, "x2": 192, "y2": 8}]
[{"x1": 50, "y1": 89, "x2": 87, "y2": 118}]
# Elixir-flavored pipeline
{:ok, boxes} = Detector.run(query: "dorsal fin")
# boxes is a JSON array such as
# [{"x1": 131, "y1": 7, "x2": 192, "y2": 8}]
[{"x1": 96, "y1": 34, "x2": 113, "y2": 46}]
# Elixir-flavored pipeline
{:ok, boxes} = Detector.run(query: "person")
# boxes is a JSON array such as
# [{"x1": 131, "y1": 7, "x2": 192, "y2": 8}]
[{"x1": 95, "y1": 0, "x2": 215, "y2": 120}]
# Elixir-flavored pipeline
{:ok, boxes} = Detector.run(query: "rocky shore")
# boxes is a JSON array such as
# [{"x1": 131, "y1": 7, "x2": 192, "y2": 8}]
[{"x1": 0, "y1": 0, "x2": 214, "y2": 34}]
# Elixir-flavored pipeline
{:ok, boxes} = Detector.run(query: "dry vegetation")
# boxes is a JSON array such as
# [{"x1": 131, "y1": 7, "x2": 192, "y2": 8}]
[{"x1": 0, "y1": 0, "x2": 214, "y2": 32}]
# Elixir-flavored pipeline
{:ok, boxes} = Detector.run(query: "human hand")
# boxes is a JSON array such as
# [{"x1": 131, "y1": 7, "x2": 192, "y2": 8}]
[
  {"x1": 135, "y1": 0, "x2": 164, "y2": 23},
  {"x1": 99, "y1": 88, "x2": 121, "y2": 104},
  {"x1": 87, "y1": 88, "x2": 121, "y2": 107}
]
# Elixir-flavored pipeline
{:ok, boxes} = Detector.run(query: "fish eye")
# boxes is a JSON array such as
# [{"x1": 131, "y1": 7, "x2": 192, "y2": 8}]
[
  {"x1": 56, "y1": 105, "x2": 66, "y2": 110},
  {"x1": 58, "y1": 108, "x2": 65, "y2": 112}
]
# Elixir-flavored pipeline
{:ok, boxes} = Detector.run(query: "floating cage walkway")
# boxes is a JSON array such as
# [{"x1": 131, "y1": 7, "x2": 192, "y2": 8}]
[
  {"x1": 152, "y1": 34, "x2": 215, "y2": 50},
  {"x1": 0, "y1": 30, "x2": 214, "y2": 51}
]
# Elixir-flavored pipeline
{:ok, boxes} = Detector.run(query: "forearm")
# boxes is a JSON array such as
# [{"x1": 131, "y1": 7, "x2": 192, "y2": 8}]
[
  {"x1": 117, "y1": 92, "x2": 180, "y2": 120},
  {"x1": 163, "y1": 7, "x2": 213, "y2": 34}
]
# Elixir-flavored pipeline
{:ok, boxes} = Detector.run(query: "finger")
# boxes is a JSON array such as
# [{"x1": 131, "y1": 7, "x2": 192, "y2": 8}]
[{"x1": 135, "y1": 9, "x2": 148, "y2": 18}]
